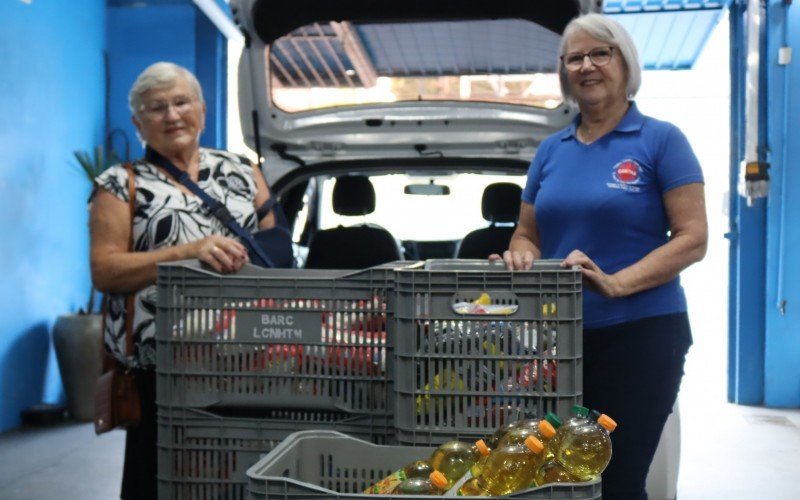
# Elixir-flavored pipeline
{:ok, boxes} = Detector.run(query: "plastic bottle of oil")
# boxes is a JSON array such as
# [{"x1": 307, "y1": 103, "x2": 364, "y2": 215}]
[
  {"x1": 544, "y1": 405, "x2": 589, "y2": 461},
  {"x1": 362, "y1": 460, "x2": 433, "y2": 494},
  {"x1": 470, "y1": 413, "x2": 559, "y2": 479},
  {"x1": 553, "y1": 411, "x2": 617, "y2": 481},
  {"x1": 429, "y1": 441, "x2": 486, "y2": 488},
  {"x1": 485, "y1": 419, "x2": 528, "y2": 449},
  {"x1": 534, "y1": 460, "x2": 581, "y2": 486},
  {"x1": 456, "y1": 435, "x2": 545, "y2": 496},
  {"x1": 496, "y1": 414, "x2": 559, "y2": 449},
  {"x1": 467, "y1": 439, "x2": 491, "y2": 477},
  {"x1": 392, "y1": 470, "x2": 448, "y2": 495}
]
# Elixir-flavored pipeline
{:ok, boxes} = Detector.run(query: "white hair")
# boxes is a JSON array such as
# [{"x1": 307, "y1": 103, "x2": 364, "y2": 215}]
[
  {"x1": 128, "y1": 62, "x2": 205, "y2": 117},
  {"x1": 558, "y1": 13, "x2": 642, "y2": 103}
]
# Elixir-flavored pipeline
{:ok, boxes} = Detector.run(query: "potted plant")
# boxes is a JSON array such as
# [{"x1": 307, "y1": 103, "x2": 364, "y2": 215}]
[{"x1": 52, "y1": 146, "x2": 119, "y2": 421}]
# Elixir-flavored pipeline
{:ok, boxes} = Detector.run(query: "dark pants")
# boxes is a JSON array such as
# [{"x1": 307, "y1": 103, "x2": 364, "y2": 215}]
[
  {"x1": 121, "y1": 369, "x2": 157, "y2": 500},
  {"x1": 583, "y1": 313, "x2": 692, "y2": 500}
]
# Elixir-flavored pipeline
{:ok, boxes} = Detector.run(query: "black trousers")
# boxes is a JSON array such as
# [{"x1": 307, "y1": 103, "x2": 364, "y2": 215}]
[
  {"x1": 121, "y1": 368, "x2": 157, "y2": 500},
  {"x1": 583, "y1": 313, "x2": 692, "y2": 500}
]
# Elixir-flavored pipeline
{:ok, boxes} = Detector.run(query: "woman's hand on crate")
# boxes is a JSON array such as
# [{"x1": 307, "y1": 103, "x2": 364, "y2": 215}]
[
  {"x1": 194, "y1": 235, "x2": 249, "y2": 274},
  {"x1": 488, "y1": 250, "x2": 535, "y2": 271},
  {"x1": 561, "y1": 249, "x2": 623, "y2": 298}
]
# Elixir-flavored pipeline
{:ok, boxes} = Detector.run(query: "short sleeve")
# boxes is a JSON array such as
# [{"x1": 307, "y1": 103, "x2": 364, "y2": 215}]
[
  {"x1": 521, "y1": 138, "x2": 553, "y2": 205},
  {"x1": 91, "y1": 163, "x2": 130, "y2": 203},
  {"x1": 656, "y1": 125, "x2": 704, "y2": 193}
]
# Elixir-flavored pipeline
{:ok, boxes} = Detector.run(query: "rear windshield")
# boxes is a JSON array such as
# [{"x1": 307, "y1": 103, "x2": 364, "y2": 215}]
[{"x1": 267, "y1": 19, "x2": 563, "y2": 113}]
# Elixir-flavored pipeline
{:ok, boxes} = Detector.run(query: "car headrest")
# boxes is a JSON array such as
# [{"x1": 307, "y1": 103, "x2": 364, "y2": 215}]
[
  {"x1": 333, "y1": 176, "x2": 376, "y2": 216},
  {"x1": 482, "y1": 183, "x2": 522, "y2": 223}
]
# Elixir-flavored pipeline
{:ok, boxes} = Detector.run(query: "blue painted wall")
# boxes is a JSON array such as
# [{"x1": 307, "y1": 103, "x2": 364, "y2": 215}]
[
  {"x1": 106, "y1": 3, "x2": 227, "y2": 161},
  {"x1": 0, "y1": 0, "x2": 106, "y2": 431},
  {"x1": 727, "y1": 0, "x2": 766, "y2": 405},
  {"x1": 764, "y1": 0, "x2": 800, "y2": 407},
  {"x1": 0, "y1": 0, "x2": 227, "y2": 432}
]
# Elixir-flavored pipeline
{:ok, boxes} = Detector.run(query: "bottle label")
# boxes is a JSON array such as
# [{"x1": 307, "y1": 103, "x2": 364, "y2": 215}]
[{"x1": 363, "y1": 469, "x2": 407, "y2": 494}]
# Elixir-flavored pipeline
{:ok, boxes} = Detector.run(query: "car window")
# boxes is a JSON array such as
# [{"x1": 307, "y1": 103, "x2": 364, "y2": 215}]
[
  {"x1": 267, "y1": 19, "x2": 563, "y2": 113},
  {"x1": 318, "y1": 173, "x2": 525, "y2": 241}
]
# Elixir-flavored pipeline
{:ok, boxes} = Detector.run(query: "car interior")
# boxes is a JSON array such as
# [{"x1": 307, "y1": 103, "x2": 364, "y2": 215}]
[
  {"x1": 273, "y1": 165, "x2": 527, "y2": 269},
  {"x1": 455, "y1": 182, "x2": 523, "y2": 259},
  {"x1": 304, "y1": 175, "x2": 404, "y2": 269}
]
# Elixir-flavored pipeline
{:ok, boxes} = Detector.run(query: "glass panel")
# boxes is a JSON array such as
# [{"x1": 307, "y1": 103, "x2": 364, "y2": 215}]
[
  {"x1": 317, "y1": 173, "x2": 525, "y2": 241},
  {"x1": 267, "y1": 19, "x2": 563, "y2": 113}
]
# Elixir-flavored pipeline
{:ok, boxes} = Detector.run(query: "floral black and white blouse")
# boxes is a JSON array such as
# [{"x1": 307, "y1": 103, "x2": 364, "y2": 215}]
[{"x1": 92, "y1": 148, "x2": 259, "y2": 368}]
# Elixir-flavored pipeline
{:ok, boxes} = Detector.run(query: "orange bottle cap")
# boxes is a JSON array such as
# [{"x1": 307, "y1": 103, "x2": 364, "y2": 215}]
[
  {"x1": 524, "y1": 435, "x2": 544, "y2": 453},
  {"x1": 475, "y1": 439, "x2": 491, "y2": 456},
  {"x1": 429, "y1": 470, "x2": 448, "y2": 489},
  {"x1": 539, "y1": 420, "x2": 556, "y2": 439},
  {"x1": 598, "y1": 414, "x2": 618, "y2": 432}
]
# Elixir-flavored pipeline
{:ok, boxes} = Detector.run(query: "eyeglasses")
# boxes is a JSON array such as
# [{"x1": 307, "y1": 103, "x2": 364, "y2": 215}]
[
  {"x1": 560, "y1": 46, "x2": 615, "y2": 71},
  {"x1": 140, "y1": 95, "x2": 197, "y2": 119}
]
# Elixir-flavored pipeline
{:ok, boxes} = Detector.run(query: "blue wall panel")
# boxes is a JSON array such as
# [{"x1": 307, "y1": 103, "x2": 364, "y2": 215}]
[
  {"x1": 764, "y1": 0, "x2": 800, "y2": 407},
  {"x1": 106, "y1": 4, "x2": 227, "y2": 160},
  {"x1": 0, "y1": 0, "x2": 106, "y2": 431},
  {"x1": 727, "y1": 0, "x2": 766, "y2": 405},
  {"x1": 106, "y1": 5, "x2": 197, "y2": 160}
]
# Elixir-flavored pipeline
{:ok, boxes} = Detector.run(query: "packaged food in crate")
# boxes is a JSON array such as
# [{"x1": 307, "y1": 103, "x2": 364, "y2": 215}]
[
  {"x1": 158, "y1": 408, "x2": 394, "y2": 500},
  {"x1": 155, "y1": 260, "x2": 397, "y2": 412},
  {"x1": 246, "y1": 430, "x2": 601, "y2": 500},
  {"x1": 393, "y1": 259, "x2": 582, "y2": 444}
]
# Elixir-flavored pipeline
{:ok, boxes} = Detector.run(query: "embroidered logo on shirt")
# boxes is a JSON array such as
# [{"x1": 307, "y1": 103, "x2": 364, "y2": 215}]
[{"x1": 608, "y1": 159, "x2": 643, "y2": 192}]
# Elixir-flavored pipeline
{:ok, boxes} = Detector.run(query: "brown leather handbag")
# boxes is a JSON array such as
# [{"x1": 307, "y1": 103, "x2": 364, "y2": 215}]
[{"x1": 93, "y1": 163, "x2": 142, "y2": 435}]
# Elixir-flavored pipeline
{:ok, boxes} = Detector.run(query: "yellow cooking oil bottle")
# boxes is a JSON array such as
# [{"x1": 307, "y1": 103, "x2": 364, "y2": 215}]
[
  {"x1": 362, "y1": 460, "x2": 433, "y2": 494},
  {"x1": 467, "y1": 439, "x2": 491, "y2": 477},
  {"x1": 553, "y1": 410, "x2": 617, "y2": 481},
  {"x1": 391, "y1": 470, "x2": 448, "y2": 495},
  {"x1": 545, "y1": 405, "x2": 590, "y2": 461},
  {"x1": 470, "y1": 413, "x2": 559, "y2": 478},
  {"x1": 485, "y1": 417, "x2": 534, "y2": 449},
  {"x1": 429, "y1": 440, "x2": 487, "y2": 488},
  {"x1": 534, "y1": 460, "x2": 581, "y2": 486},
  {"x1": 496, "y1": 413, "x2": 560, "y2": 449},
  {"x1": 456, "y1": 435, "x2": 545, "y2": 496}
]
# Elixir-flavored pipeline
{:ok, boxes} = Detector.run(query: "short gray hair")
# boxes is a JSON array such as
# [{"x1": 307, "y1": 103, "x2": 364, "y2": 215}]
[
  {"x1": 128, "y1": 62, "x2": 205, "y2": 117},
  {"x1": 558, "y1": 13, "x2": 642, "y2": 103}
]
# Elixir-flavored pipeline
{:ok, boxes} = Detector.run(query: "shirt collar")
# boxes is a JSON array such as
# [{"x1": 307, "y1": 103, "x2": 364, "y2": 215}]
[{"x1": 559, "y1": 101, "x2": 644, "y2": 141}]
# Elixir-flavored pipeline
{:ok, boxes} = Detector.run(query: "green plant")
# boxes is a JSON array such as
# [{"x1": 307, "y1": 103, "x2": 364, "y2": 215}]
[
  {"x1": 73, "y1": 145, "x2": 119, "y2": 314},
  {"x1": 73, "y1": 145, "x2": 119, "y2": 181}
]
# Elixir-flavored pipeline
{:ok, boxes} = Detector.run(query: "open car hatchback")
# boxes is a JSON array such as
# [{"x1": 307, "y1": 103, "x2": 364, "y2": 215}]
[{"x1": 231, "y1": 0, "x2": 598, "y2": 268}]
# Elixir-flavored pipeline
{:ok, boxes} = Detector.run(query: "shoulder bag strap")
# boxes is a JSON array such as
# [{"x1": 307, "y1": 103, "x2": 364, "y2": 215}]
[
  {"x1": 123, "y1": 163, "x2": 136, "y2": 361},
  {"x1": 145, "y1": 147, "x2": 276, "y2": 268},
  {"x1": 99, "y1": 162, "x2": 137, "y2": 369}
]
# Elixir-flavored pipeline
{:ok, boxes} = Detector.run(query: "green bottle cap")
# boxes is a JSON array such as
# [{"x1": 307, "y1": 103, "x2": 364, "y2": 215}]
[
  {"x1": 545, "y1": 411, "x2": 562, "y2": 428},
  {"x1": 571, "y1": 405, "x2": 589, "y2": 417}
]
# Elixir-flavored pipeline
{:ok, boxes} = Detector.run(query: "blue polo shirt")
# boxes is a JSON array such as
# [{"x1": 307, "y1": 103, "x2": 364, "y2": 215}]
[{"x1": 522, "y1": 102, "x2": 704, "y2": 328}]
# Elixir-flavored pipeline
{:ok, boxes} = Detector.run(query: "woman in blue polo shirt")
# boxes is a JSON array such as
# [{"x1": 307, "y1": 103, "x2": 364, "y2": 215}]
[{"x1": 496, "y1": 13, "x2": 707, "y2": 500}]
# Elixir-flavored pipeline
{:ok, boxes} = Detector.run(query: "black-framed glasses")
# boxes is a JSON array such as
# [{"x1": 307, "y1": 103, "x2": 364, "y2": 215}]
[{"x1": 560, "y1": 46, "x2": 615, "y2": 71}]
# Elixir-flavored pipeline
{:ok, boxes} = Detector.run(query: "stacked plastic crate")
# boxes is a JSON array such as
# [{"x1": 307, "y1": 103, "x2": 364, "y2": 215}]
[
  {"x1": 155, "y1": 260, "x2": 397, "y2": 499},
  {"x1": 247, "y1": 260, "x2": 600, "y2": 500},
  {"x1": 392, "y1": 259, "x2": 583, "y2": 445}
]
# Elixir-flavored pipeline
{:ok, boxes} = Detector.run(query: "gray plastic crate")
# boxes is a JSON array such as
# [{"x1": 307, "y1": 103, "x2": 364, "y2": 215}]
[
  {"x1": 247, "y1": 430, "x2": 601, "y2": 499},
  {"x1": 393, "y1": 259, "x2": 582, "y2": 444},
  {"x1": 156, "y1": 260, "x2": 400, "y2": 412},
  {"x1": 158, "y1": 408, "x2": 394, "y2": 500}
]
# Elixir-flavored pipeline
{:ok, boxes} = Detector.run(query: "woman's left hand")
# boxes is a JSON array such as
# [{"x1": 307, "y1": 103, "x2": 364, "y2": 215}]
[{"x1": 561, "y1": 249, "x2": 624, "y2": 298}]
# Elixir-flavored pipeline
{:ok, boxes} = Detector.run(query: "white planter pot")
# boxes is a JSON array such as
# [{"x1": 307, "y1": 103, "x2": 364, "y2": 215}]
[{"x1": 52, "y1": 313, "x2": 103, "y2": 421}]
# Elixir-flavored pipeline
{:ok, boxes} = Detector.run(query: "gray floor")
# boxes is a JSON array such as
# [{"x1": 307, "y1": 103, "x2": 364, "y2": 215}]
[{"x1": 0, "y1": 396, "x2": 798, "y2": 499}]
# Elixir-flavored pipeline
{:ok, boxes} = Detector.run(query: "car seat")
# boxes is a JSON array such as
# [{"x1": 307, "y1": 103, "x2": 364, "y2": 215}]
[
  {"x1": 304, "y1": 175, "x2": 404, "y2": 269},
  {"x1": 455, "y1": 182, "x2": 522, "y2": 259}
]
